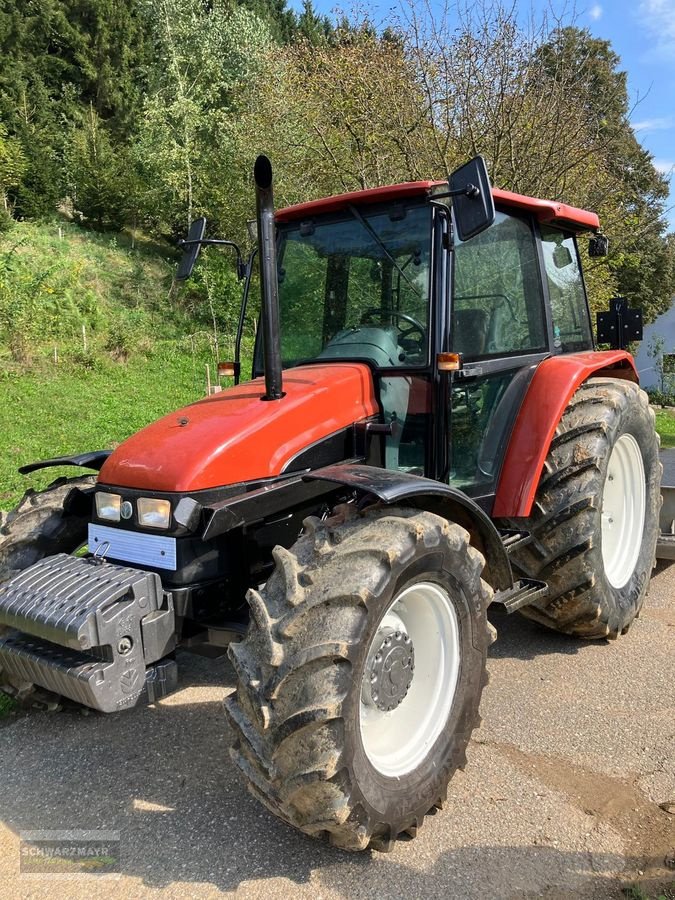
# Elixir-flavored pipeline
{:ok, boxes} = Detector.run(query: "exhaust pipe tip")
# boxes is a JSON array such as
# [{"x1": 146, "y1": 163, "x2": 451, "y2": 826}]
[{"x1": 254, "y1": 155, "x2": 273, "y2": 191}]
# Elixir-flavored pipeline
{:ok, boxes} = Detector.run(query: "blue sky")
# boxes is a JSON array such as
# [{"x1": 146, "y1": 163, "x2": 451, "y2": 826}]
[{"x1": 288, "y1": 0, "x2": 675, "y2": 232}]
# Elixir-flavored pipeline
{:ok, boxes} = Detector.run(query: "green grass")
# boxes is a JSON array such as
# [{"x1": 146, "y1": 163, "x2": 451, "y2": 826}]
[
  {"x1": 0, "y1": 692, "x2": 15, "y2": 718},
  {"x1": 655, "y1": 409, "x2": 675, "y2": 448},
  {"x1": 0, "y1": 218, "x2": 253, "y2": 511},
  {"x1": 0, "y1": 350, "x2": 219, "y2": 511},
  {"x1": 623, "y1": 885, "x2": 675, "y2": 900}
]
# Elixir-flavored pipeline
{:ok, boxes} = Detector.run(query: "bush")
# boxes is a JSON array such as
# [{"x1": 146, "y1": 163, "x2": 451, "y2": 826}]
[
  {"x1": 646, "y1": 387, "x2": 675, "y2": 408},
  {"x1": 0, "y1": 207, "x2": 13, "y2": 234},
  {"x1": 69, "y1": 347, "x2": 104, "y2": 371}
]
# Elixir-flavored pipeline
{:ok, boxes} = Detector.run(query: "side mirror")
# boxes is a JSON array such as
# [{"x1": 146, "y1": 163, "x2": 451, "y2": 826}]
[
  {"x1": 449, "y1": 155, "x2": 495, "y2": 242},
  {"x1": 176, "y1": 216, "x2": 207, "y2": 281},
  {"x1": 588, "y1": 234, "x2": 609, "y2": 257}
]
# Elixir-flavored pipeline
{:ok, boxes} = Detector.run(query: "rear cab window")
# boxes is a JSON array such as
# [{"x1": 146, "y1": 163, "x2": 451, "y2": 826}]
[{"x1": 540, "y1": 225, "x2": 593, "y2": 353}]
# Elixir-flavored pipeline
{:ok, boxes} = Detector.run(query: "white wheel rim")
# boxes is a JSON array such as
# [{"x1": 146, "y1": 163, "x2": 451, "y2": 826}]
[
  {"x1": 601, "y1": 433, "x2": 645, "y2": 589},
  {"x1": 359, "y1": 581, "x2": 460, "y2": 778}
]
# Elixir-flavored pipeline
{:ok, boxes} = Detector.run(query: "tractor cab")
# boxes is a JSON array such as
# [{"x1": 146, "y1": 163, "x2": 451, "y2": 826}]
[{"x1": 257, "y1": 163, "x2": 599, "y2": 511}]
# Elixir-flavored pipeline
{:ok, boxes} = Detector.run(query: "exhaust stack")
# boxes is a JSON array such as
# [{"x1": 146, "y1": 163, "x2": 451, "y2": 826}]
[{"x1": 254, "y1": 155, "x2": 284, "y2": 401}]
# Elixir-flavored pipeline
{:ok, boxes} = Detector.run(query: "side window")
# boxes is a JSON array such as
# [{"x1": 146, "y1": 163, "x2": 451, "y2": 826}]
[
  {"x1": 452, "y1": 211, "x2": 546, "y2": 359},
  {"x1": 540, "y1": 226, "x2": 593, "y2": 352}
]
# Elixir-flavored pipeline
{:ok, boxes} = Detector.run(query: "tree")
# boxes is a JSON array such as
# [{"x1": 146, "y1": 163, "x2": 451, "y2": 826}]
[
  {"x1": 134, "y1": 0, "x2": 271, "y2": 234},
  {"x1": 64, "y1": 105, "x2": 133, "y2": 229},
  {"x1": 537, "y1": 26, "x2": 674, "y2": 320},
  {"x1": 237, "y1": 26, "x2": 434, "y2": 210},
  {"x1": 238, "y1": 2, "x2": 672, "y2": 319},
  {"x1": 0, "y1": 125, "x2": 25, "y2": 214},
  {"x1": 0, "y1": 0, "x2": 153, "y2": 219}
]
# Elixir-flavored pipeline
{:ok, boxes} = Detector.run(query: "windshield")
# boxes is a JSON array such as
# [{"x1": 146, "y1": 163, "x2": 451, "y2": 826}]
[{"x1": 274, "y1": 202, "x2": 432, "y2": 369}]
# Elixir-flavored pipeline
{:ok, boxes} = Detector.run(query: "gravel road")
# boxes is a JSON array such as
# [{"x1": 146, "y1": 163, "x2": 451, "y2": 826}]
[{"x1": 0, "y1": 563, "x2": 673, "y2": 900}]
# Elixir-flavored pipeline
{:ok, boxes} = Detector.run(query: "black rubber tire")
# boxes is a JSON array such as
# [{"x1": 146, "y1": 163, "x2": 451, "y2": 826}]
[
  {"x1": 0, "y1": 476, "x2": 95, "y2": 706},
  {"x1": 225, "y1": 505, "x2": 493, "y2": 852},
  {"x1": 507, "y1": 377, "x2": 661, "y2": 639}
]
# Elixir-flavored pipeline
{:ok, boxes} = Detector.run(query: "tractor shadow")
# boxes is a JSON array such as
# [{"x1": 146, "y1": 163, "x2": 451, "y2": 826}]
[
  {"x1": 486, "y1": 552, "x2": 675, "y2": 661},
  {"x1": 486, "y1": 603, "x2": 587, "y2": 660}
]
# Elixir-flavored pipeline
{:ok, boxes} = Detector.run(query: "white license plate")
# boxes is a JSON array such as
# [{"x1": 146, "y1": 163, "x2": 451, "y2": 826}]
[{"x1": 88, "y1": 523, "x2": 177, "y2": 571}]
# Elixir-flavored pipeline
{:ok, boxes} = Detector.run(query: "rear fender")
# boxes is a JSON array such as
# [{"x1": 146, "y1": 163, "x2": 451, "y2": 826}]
[
  {"x1": 493, "y1": 350, "x2": 638, "y2": 518},
  {"x1": 304, "y1": 464, "x2": 513, "y2": 591}
]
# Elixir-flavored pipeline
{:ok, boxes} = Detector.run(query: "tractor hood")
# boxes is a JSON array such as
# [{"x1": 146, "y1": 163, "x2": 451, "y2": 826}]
[{"x1": 98, "y1": 363, "x2": 378, "y2": 492}]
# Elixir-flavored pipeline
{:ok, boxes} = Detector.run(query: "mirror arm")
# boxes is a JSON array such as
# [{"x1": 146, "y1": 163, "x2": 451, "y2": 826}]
[
  {"x1": 234, "y1": 247, "x2": 258, "y2": 384},
  {"x1": 177, "y1": 238, "x2": 246, "y2": 279},
  {"x1": 433, "y1": 183, "x2": 481, "y2": 200}
]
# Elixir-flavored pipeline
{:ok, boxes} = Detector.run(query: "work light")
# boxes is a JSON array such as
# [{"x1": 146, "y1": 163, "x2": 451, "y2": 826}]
[
  {"x1": 95, "y1": 492, "x2": 122, "y2": 522},
  {"x1": 137, "y1": 498, "x2": 172, "y2": 529}
]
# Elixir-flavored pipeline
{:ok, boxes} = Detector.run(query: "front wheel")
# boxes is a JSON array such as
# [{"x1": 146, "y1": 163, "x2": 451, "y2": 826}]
[
  {"x1": 0, "y1": 475, "x2": 94, "y2": 706},
  {"x1": 225, "y1": 506, "x2": 493, "y2": 851}
]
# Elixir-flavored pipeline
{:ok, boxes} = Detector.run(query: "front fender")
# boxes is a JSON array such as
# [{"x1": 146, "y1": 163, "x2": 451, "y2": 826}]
[
  {"x1": 304, "y1": 464, "x2": 513, "y2": 591},
  {"x1": 19, "y1": 450, "x2": 110, "y2": 475}
]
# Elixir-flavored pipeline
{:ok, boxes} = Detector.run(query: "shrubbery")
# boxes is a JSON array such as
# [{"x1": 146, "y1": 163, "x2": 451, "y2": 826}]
[{"x1": 646, "y1": 388, "x2": 675, "y2": 408}]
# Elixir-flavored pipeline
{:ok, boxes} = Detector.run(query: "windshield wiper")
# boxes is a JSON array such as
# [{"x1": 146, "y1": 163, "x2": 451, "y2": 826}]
[{"x1": 347, "y1": 204, "x2": 421, "y2": 298}]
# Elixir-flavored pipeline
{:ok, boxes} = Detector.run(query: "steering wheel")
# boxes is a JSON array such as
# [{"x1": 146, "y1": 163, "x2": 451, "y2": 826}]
[{"x1": 360, "y1": 307, "x2": 426, "y2": 343}]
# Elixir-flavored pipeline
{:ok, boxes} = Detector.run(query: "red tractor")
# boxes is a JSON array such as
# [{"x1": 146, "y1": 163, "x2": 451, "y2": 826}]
[{"x1": 0, "y1": 156, "x2": 661, "y2": 851}]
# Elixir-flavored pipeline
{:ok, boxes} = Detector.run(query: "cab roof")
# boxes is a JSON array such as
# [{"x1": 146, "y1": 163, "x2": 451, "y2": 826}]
[{"x1": 275, "y1": 180, "x2": 600, "y2": 232}]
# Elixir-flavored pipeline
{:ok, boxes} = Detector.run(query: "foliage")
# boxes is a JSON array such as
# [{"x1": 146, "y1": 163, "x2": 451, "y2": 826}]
[
  {"x1": 0, "y1": 219, "x2": 184, "y2": 363},
  {"x1": 65, "y1": 106, "x2": 135, "y2": 229},
  {"x1": 0, "y1": 0, "x2": 673, "y2": 388},
  {"x1": 0, "y1": 124, "x2": 25, "y2": 208},
  {"x1": 133, "y1": 0, "x2": 271, "y2": 234},
  {"x1": 536, "y1": 26, "x2": 674, "y2": 321},
  {"x1": 647, "y1": 386, "x2": 675, "y2": 407},
  {"x1": 647, "y1": 335, "x2": 668, "y2": 393},
  {"x1": 0, "y1": 0, "x2": 154, "y2": 217}
]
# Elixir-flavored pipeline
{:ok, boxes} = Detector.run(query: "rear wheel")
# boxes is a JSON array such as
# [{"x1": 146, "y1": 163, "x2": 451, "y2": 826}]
[
  {"x1": 0, "y1": 476, "x2": 94, "y2": 705},
  {"x1": 508, "y1": 378, "x2": 661, "y2": 638},
  {"x1": 225, "y1": 506, "x2": 493, "y2": 851}
]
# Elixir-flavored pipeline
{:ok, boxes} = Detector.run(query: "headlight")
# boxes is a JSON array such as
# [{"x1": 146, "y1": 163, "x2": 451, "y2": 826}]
[
  {"x1": 95, "y1": 492, "x2": 121, "y2": 522},
  {"x1": 137, "y1": 498, "x2": 172, "y2": 529}
]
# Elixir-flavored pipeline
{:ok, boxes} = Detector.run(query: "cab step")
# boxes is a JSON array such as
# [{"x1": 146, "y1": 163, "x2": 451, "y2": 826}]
[
  {"x1": 492, "y1": 578, "x2": 549, "y2": 614},
  {"x1": 498, "y1": 528, "x2": 534, "y2": 556}
]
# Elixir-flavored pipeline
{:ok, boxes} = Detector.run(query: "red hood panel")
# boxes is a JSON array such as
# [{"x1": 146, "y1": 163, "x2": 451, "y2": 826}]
[{"x1": 98, "y1": 364, "x2": 378, "y2": 492}]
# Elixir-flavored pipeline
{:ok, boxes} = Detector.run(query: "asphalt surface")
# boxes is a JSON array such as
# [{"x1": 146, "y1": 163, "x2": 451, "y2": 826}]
[{"x1": 0, "y1": 564, "x2": 673, "y2": 899}]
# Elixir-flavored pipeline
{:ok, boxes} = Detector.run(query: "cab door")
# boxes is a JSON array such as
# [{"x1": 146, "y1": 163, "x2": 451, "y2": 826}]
[{"x1": 448, "y1": 209, "x2": 551, "y2": 508}]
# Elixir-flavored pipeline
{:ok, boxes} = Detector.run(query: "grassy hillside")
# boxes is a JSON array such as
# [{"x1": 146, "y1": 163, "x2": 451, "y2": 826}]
[
  {"x1": 0, "y1": 219, "x2": 245, "y2": 510},
  {"x1": 0, "y1": 219, "x2": 189, "y2": 360}
]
